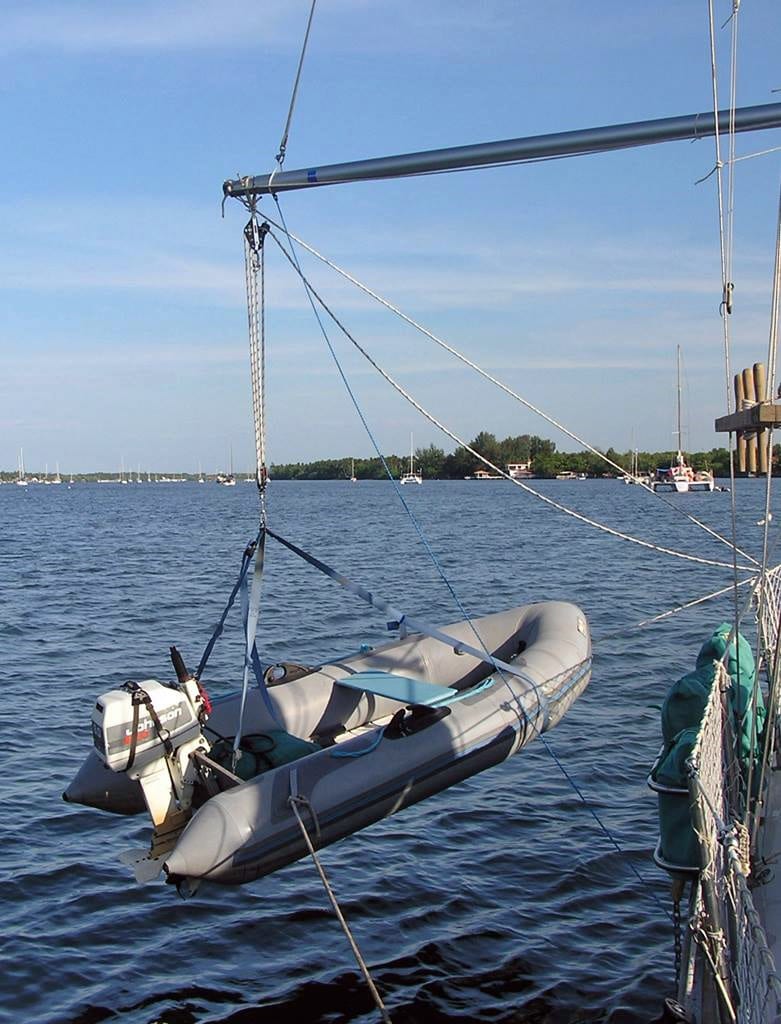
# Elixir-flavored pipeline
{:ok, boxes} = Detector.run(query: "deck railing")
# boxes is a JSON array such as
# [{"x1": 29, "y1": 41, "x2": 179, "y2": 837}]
[{"x1": 686, "y1": 644, "x2": 781, "y2": 1022}]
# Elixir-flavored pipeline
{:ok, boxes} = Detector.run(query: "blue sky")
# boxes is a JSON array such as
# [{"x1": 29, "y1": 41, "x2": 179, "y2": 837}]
[{"x1": 2, "y1": 1, "x2": 780, "y2": 474}]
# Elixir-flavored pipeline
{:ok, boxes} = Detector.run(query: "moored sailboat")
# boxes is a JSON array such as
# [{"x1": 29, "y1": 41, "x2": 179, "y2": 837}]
[
  {"x1": 652, "y1": 348, "x2": 715, "y2": 493},
  {"x1": 399, "y1": 433, "x2": 422, "y2": 485},
  {"x1": 16, "y1": 448, "x2": 28, "y2": 487}
]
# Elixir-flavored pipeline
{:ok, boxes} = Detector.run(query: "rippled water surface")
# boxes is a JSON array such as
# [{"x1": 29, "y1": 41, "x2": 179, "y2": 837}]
[{"x1": 1, "y1": 478, "x2": 776, "y2": 1023}]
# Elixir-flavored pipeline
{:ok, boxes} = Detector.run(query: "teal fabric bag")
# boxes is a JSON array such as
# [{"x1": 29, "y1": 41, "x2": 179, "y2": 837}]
[
  {"x1": 661, "y1": 663, "x2": 717, "y2": 745},
  {"x1": 652, "y1": 727, "x2": 700, "y2": 870},
  {"x1": 696, "y1": 623, "x2": 765, "y2": 763},
  {"x1": 652, "y1": 624, "x2": 765, "y2": 875}
]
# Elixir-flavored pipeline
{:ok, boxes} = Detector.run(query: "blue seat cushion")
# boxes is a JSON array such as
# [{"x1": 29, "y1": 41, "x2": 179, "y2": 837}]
[{"x1": 336, "y1": 670, "x2": 457, "y2": 706}]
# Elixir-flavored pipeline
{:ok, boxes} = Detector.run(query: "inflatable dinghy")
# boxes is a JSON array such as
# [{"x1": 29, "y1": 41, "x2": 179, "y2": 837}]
[{"x1": 65, "y1": 601, "x2": 591, "y2": 893}]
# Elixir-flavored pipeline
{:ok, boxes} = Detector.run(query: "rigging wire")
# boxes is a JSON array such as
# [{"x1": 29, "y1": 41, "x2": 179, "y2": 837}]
[
  {"x1": 270, "y1": 193, "x2": 677, "y2": 925},
  {"x1": 748, "y1": 183, "x2": 781, "y2": 836},
  {"x1": 258, "y1": 212, "x2": 758, "y2": 567},
  {"x1": 732, "y1": 145, "x2": 781, "y2": 163},
  {"x1": 267, "y1": 226, "x2": 755, "y2": 574},
  {"x1": 272, "y1": 0, "x2": 319, "y2": 173},
  {"x1": 595, "y1": 573, "x2": 758, "y2": 642},
  {"x1": 706, "y1": 0, "x2": 744, "y2": 655}
]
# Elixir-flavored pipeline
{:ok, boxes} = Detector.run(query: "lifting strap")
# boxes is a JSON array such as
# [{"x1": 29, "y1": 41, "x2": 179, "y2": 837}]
[
  {"x1": 195, "y1": 533, "x2": 260, "y2": 682},
  {"x1": 234, "y1": 529, "x2": 282, "y2": 765},
  {"x1": 265, "y1": 527, "x2": 549, "y2": 727}
]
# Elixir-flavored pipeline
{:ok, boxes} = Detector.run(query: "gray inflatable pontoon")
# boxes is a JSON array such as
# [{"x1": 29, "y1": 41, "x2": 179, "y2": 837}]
[{"x1": 65, "y1": 601, "x2": 591, "y2": 891}]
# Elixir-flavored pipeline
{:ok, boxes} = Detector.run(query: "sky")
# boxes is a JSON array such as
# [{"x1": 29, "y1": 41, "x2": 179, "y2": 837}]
[{"x1": 2, "y1": 1, "x2": 780, "y2": 475}]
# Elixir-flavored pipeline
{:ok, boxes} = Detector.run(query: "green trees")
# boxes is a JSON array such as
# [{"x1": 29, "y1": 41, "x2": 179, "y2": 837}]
[
  {"x1": 267, "y1": 439, "x2": 750, "y2": 479},
  {"x1": 416, "y1": 444, "x2": 446, "y2": 479}
]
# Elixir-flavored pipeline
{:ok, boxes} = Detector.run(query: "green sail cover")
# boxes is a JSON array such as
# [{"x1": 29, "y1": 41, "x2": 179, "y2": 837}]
[
  {"x1": 661, "y1": 663, "x2": 717, "y2": 745},
  {"x1": 654, "y1": 624, "x2": 765, "y2": 872},
  {"x1": 651, "y1": 726, "x2": 700, "y2": 869},
  {"x1": 696, "y1": 622, "x2": 765, "y2": 761},
  {"x1": 660, "y1": 623, "x2": 765, "y2": 763}
]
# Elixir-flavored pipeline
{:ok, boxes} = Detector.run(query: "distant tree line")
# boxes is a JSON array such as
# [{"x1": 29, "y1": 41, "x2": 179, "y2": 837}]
[
  {"x1": 5, "y1": 436, "x2": 775, "y2": 483},
  {"x1": 268, "y1": 433, "x2": 774, "y2": 480}
]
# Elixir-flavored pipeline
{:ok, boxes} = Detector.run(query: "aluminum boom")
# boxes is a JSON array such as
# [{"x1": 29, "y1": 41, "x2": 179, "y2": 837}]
[{"x1": 224, "y1": 102, "x2": 781, "y2": 200}]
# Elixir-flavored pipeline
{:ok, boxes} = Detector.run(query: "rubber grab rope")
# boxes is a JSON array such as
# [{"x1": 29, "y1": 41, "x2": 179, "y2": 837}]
[{"x1": 330, "y1": 728, "x2": 386, "y2": 759}]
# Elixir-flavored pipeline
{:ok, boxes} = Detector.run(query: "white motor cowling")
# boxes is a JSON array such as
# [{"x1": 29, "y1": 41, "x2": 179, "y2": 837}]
[
  {"x1": 92, "y1": 678, "x2": 209, "y2": 832},
  {"x1": 92, "y1": 679, "x2": 203, "y2": 773}
]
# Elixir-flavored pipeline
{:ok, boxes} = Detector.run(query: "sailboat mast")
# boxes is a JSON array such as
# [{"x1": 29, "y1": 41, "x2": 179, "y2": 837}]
[{"x1": 676, "y1": 345, "x2": 683, "y2": 465}]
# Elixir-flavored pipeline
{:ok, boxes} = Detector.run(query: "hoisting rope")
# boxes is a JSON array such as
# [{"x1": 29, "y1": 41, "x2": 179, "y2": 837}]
[
  {"x1": 289, "y1": 793, "x2": 392, "y2": 1024},
  {"x1": 259, "y1": 205, "x2": 685, "y2": 924},
  {"x1": 233, "y1": 208, "x2": 275, "y2": 764},
  {"x1": 265, "y1": 528, "x2": 549, "y2": 719},
  {"x1": 267, "y1": 226, "x2": 755, "y2": 574},
  {"x1": 258, "y1": 213, "x2": 755, "y2": 566},
  {"x1": 244, "y1": 211, "x2": 270, "y2": 510}
]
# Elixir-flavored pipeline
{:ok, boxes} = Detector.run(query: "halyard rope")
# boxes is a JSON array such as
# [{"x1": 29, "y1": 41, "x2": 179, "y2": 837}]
[
  {"x1": 289, "y1": 795, "x2": 392, "y2": 1024},
  {"x1": 259, "y1": 213, "x2": 757, "y2": 567},
  {"x1": 268, "y1": 226, "x2": 755, "y2": 574},
  {"x1": 266, "y1": 199, "x2": 733, "y2": 925},
  {"x1": 244, "y1": 212, "x2": 267, "y2": 515}
]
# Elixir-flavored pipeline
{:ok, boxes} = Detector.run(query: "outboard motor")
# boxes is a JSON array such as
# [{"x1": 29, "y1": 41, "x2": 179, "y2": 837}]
[{"x1": 91, "y1": 676, "x2": 210, "y2": 872}]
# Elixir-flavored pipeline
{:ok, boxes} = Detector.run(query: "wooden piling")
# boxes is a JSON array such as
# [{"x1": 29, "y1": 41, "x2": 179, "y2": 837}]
[
  {"x1": 735, "y1": 372, "x2": 747, "y2": 473},
  {"x1": 754, "y1": 363, "x2": 769, "y2": 474},
  {"x1": 742, "y1": 367, "x2": 758, "y2": 474}
]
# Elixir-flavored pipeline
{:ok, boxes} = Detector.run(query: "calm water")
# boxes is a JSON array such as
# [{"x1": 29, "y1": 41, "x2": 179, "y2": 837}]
[{"x1": 0, "y1": 477, "x2": 775, "y2": 1024}]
